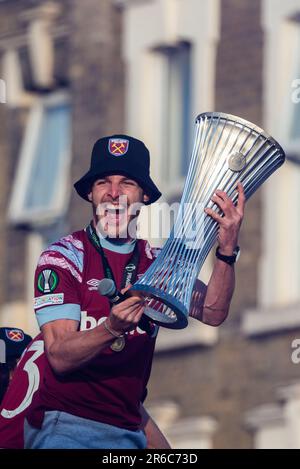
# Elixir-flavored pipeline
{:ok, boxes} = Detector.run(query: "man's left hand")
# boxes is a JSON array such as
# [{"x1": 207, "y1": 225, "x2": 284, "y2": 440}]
[{"x1": 204, "y1": 182, "x2": 245, "y2": 255}]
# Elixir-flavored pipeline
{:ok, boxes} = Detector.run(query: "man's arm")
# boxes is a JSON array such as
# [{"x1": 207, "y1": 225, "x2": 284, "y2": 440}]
[
  {"x1": 42, "y1": 295, "x2": 145, "y2": 375},
  {"x1": 189, "y1": 182, "x2": 245, "y2": 326},
  {"x1": 189, "y1": 263, "x2": 234, "y2": 326},
  {"x1": 139, "y1": 403, "x2": 171, "y2": 449}
]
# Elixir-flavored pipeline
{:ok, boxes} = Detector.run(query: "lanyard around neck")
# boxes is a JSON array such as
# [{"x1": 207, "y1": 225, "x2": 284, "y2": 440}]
[{"x1": 86, "y1": 223, "x2": 140, "y2": 289}]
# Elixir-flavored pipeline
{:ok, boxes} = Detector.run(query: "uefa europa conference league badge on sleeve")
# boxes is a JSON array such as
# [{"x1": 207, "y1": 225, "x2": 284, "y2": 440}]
[{"x1": 130, "y1": 112, "x2": 285, "y2": 330}]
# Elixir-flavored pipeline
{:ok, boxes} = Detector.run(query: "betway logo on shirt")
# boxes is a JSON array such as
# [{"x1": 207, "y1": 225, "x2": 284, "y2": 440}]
[{"x1": 80, "y1": 311, "x2": 158, "y2": 338}]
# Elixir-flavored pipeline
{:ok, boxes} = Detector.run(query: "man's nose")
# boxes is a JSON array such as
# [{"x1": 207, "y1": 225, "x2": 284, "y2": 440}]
[{"x1": 108, "y1": 182, "x2": 122, "y2": 199}]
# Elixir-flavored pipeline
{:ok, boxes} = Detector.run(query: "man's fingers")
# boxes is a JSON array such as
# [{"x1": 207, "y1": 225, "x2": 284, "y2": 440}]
[
  {"x1": 112, "y1": 301, "x2": 144, "y2": 319},
  {"x1": 211, "y1": 191, "x2": 235, "y2": 215},
  {"x1": 236, "y1": 182, "x2": 245, "y2": 213},
  {"x1": 126, "y1": 305, "x2": 145, "y2": 324},
  {"x1": 211, "y1": 193, "x2": 226, "y2": 209},
  {"x1": 209, "y1": 184, "x2": 245, "y2": 218},
  {"x1": 214, "y1": 190, "x2": 230, "y2": 202},
  {"x1": 120, "y1": 284, "x2": 132, "y2": 295},
  {"x1": 119, "y1": 295, "x2": 143, "y2": 308},
  {"x1": 111, "y1": 297, "x2": 145, "y2": 320},
  {"x1": 204, "y1": 207, "x2": 223, "y2": 223},
  {"x1": 109, "y1": 303, "x2": 145, "y2": 332}
]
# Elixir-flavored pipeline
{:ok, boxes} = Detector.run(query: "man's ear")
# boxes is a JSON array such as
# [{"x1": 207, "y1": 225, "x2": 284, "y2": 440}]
[
  {"x1": 87, "y1": 192, "x2": 92, "y2": 202},
  {"x1": 143, "y1": 193, "x2": 150, "y2": 204}
]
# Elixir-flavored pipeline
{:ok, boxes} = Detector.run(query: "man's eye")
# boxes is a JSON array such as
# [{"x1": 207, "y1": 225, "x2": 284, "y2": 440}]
[
  {"x1": 123, "y1": 180, "x2": 136, "y2": 186},
  {"x1": 95, "y1": 180, "x2": 106, "y2": 185}
]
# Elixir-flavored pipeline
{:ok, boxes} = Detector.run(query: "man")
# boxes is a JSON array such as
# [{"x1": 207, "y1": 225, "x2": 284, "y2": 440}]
[{"x1": 7, "y1": 134, "x2": 244, "y2": 449}]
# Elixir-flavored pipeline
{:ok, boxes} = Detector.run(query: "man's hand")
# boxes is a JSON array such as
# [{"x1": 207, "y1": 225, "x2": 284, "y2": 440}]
[
  {"x1": 107, "y1": 286, "x2": 145, "y2": 335},
  {"x1": 190, "y1": 182, "x2": 245, "y2": 326},
  {"x1": 204, "y1": 182, "x2": 245, "y2": 254}
]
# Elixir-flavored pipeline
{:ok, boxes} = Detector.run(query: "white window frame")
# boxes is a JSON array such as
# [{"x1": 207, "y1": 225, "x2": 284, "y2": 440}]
[
  {"x1": 123, "y1": 0, "x2": 220, "y2": 347},
  {"x1": 166, "y1": 416, "x2": 218, "y2": 449},
  {"x1": 279, "y1": 20, "x2": 300, "y2": 156},
  {"x1": 245, "y1": 382, "x2": 300, "y2": 449},
  {"x1": 155, "y1": 319, "x2": 218, "y2": 351},
  {"x1": 146, "y1": 400, "x2": 218, "y2": 449},
  {"x1": 1, "y1": 48, "x2": 33, "y2": 108},
  {"x1": 123, "y1": 0, "x2": 219, "y2": 200},
  {"x1": 257, "y1": 0, "x2": 300, "y2": 312},
  {"x1": 158, "y1": 42, "x2": 193, "y2": 190},
  {"x1": 8, "y1": 91, "x2": 71, "y2": 226},
  {"x1": 245, "y1": 404, "x2": 290, "y2": 449}
]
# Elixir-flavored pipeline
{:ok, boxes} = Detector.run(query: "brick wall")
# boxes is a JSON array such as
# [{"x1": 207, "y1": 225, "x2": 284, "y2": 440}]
[
  {"x1": 68, "y1": 0, "x2": 125, "y2": 231},
  {"x1": 215, "y1": 0, "x2": 264, "y2": 322}
]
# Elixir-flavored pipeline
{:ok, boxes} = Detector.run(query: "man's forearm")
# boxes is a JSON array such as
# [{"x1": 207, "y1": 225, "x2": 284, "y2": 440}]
[
  {"x1": 45, "y1": 322, "x2": 117, "y2": 375},
  {"x1": 202, "y1": 258, "x2": 235, "y2": 326},
  {"x1": 195, "y1": 181, "x2": 244, "y2": 326},
  {"x1": 44, "y1": 295, "x2": 145, "y2": 375},
  {"x1": 189, "y1": 258, "x2": 235, "y2": 326}
]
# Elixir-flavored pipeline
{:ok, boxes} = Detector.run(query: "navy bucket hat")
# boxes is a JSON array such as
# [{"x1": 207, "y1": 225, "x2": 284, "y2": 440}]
[{"x1": 74, "y1": 135, "x2": 161, "y2": 205}]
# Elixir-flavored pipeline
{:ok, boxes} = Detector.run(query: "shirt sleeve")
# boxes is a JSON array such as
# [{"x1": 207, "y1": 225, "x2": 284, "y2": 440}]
[{"x1": 33, "y1": 247, "x2": 82, "y2": 328}]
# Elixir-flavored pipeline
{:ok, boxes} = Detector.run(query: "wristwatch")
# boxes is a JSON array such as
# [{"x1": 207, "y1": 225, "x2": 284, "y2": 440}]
[{"x1": 215, "y1": 246, "x2": 240, "y2": 265}]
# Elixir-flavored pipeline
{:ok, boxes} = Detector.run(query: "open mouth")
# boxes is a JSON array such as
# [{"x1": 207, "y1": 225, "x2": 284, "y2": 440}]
[
  {"x1": 104, "y1": 205, "x2": 128, "y2": 223},
  {"x1": 106, "y1": 205, "x2": 126, "y2": 214}
]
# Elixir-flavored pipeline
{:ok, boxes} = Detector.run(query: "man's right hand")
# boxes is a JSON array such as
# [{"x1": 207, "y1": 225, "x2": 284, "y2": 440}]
[{"x1": 107, "y1": 295, "x2": 145, "y2": 336}]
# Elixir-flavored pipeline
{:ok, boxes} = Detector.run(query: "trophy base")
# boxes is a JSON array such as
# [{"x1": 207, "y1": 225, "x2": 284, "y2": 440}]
[{"x1": 130, "y1": 284, "x2": 189, "y2": 330}]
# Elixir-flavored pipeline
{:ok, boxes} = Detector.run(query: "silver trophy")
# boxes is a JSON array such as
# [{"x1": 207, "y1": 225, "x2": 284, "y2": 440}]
[{"x1": 131, "y1": 112, "x2": 285, "y2": 329}]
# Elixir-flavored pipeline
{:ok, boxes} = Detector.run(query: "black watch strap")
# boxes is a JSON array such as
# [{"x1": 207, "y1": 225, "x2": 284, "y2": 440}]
[{"x1": 215, "y1": 246, "x2": 240, "y2": 265}]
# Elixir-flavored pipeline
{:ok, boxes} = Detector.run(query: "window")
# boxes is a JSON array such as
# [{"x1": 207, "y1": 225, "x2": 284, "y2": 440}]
[
  {"x1": 8, "y1": 92, "x2": 71, "y2": 225},
  {"x1": 281, "y1": 20, "x2": 300, "y2": 156},
  {"x1": 123, "y1": 0, "x2": 219, "y2": 200},
  {"x1": 160, "y1": 42, "x2": 192, "y2": 185},
  {"x1": 123, "y1": 0, "x2": 219, "y2": 347}
]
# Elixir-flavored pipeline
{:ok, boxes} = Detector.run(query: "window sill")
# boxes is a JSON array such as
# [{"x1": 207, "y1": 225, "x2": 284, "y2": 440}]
[
  {"x1": 155, "y1": 317, "x2": 218, "y2": 352},
  {"x1": 242, "y1": 303, "x2": 300, "y2": 337}
]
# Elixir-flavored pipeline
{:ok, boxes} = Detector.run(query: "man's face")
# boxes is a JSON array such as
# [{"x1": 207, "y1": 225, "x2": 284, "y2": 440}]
[{"x1": 88, "y1": 175, "x2": 149, "y2": 239}]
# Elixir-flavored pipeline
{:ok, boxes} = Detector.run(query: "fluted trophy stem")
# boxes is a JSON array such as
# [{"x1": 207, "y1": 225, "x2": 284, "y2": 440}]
[{"x1": 130, "y1": 112, "x2": 285, "y2": 329}]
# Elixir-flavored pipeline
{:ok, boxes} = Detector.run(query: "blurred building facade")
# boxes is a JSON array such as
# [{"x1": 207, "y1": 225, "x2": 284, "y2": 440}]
[{"x1": 0, "y1": 0, "x2": 299, "y2": 448}]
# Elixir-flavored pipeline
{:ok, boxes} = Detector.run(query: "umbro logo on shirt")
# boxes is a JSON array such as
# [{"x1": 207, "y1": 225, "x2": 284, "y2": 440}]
[{"x1": 86, "y1": 279, "x2": 101, "y2": 291}]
